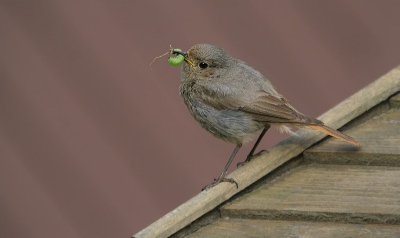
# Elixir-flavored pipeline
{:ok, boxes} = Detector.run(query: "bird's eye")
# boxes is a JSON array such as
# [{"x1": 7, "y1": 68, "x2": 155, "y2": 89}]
[{"x1": 199, "y1": 62, "x2": 208, "y2": 69}]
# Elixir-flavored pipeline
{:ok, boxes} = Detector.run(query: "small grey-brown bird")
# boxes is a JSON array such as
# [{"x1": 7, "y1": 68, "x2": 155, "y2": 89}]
[{"x1": 173, "y1": 44, "x2": 359, "y2": 190}]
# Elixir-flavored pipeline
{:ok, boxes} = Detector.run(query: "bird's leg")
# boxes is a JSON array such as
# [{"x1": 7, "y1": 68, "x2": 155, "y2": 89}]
[
  {"x1": 202, "y1": 145, "x2": 241, "y2": 191},
  {"x1": 247, "y1": 126, "x2": 270, "y2": 158},
  {"x1": 237, "y1": 125, "x2": 270, "y2": 167}
]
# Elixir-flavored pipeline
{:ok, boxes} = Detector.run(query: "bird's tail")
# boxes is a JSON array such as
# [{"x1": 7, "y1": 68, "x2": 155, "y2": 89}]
[{"x1": 307, "y1": 125, "x2": 360, "y2": 146}]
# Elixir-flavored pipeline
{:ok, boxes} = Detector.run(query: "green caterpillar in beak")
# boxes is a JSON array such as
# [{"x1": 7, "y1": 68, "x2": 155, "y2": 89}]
[{"x1": 168, "y1": 49, "x2": 184, "y2": 66}]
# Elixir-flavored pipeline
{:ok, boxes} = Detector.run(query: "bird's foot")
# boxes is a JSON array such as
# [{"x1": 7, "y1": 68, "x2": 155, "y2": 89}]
[
  {"x1": 237, "y1": 150, "x2": 269, "y2": 168},
  {"x1": 236, "y1": 161, "x2": 247, "y2": 168},
  {"x1": 202, "y1": 177, "x2": 238, "y2": 191},
  {"x1": 255, "y1": 149, "x2": 269, "y2": 156}
]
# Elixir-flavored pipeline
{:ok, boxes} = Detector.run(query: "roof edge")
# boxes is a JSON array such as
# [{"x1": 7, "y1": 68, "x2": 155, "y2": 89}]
[{"x1": 133, "y1": 65, "x2": 400, "y2": 238}]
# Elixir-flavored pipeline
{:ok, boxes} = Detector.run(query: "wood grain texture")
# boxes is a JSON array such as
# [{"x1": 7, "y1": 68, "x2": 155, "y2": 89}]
[
  {"x1": 133, "y1": 66, "x2": 400, "y2": 238},
  {"x1": 389, "y1": 92, "x2": 400, "y2": 108},
  {"x1": 187, "y1": 219, "x2": 400, "y2": 238},
  {"x1": 221, "y1": 165, "x2": 400, "y2": 224},
  {"x1": 304, "y1": 109, "x2": 400, "y2": 166}
]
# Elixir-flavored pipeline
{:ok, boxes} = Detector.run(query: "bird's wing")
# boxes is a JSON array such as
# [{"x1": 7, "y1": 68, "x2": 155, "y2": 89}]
[{"x1": 194, "y1": 84, "x2": 320, "y2": 124}]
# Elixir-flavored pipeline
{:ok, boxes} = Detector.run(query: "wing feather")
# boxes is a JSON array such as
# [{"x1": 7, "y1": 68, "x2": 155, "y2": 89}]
[{"x1": 193, "y1": 84, "x2": 321, "y2": 125}]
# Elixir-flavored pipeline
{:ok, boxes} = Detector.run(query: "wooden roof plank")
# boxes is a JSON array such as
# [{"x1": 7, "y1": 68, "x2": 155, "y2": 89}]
[
  {"x1": 186, "y1": 219, "x2": 400, "y2": 238},
  {"x1": 221, "y1": 165, "x2": 400, "y2": 224},
  {"x1": 389, "y1": 92, "x2": 400, "y2": 108},
  {"x1": 304, "y1": 108, "x2": 400, "y2": 166}
]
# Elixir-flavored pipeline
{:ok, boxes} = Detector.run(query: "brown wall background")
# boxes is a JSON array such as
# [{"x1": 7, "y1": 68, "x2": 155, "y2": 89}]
[{"x1": 2, "y1": 1, "x2": 400, "y2": 237}]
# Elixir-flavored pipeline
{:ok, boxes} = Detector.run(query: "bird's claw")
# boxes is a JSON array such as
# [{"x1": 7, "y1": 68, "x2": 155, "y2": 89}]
[
  {"x1": 237, "y1": 150, "x2": 269, "y2": 168},
  {"x1": 202, "y1": 177, "x2": 238, "y2": 191}
]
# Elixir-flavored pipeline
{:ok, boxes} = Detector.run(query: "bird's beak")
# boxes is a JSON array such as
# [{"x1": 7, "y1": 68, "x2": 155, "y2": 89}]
[{"x1": 173, "y1": 50, "x2": 196, "y2": 67}]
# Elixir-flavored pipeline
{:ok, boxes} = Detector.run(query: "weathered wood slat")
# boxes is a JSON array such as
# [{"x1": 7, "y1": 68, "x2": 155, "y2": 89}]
[
  {"x1": 221, "y1": 165, "x2": 400, "y2": 224},
  {"x1": 133, "y1": 66, "x2": 400, "y2": 238},
  {"x1": 389, "y1": 92, "x2": 400, "y2": 108},
  {"x1": 304, "y1": 109, "x2": 400, "y2": 166},
  {"x1": 187, "y1": 219, "x2": 400, "y2": 238}
]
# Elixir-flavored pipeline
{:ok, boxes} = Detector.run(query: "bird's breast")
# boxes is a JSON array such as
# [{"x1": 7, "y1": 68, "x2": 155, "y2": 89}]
[{"x1": 179, "y1": 83, "x2": 263, "y2": 144}]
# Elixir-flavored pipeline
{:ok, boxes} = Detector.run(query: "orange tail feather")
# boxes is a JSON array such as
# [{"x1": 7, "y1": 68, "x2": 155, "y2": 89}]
[{"x1": 307, "y1": 125, "x2": 360, "y2": 146}]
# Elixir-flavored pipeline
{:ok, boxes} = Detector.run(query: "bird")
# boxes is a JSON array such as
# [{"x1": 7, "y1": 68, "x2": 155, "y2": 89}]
[{"x1": 172, "y1": 44, "x2": 359, "y2": 190}]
